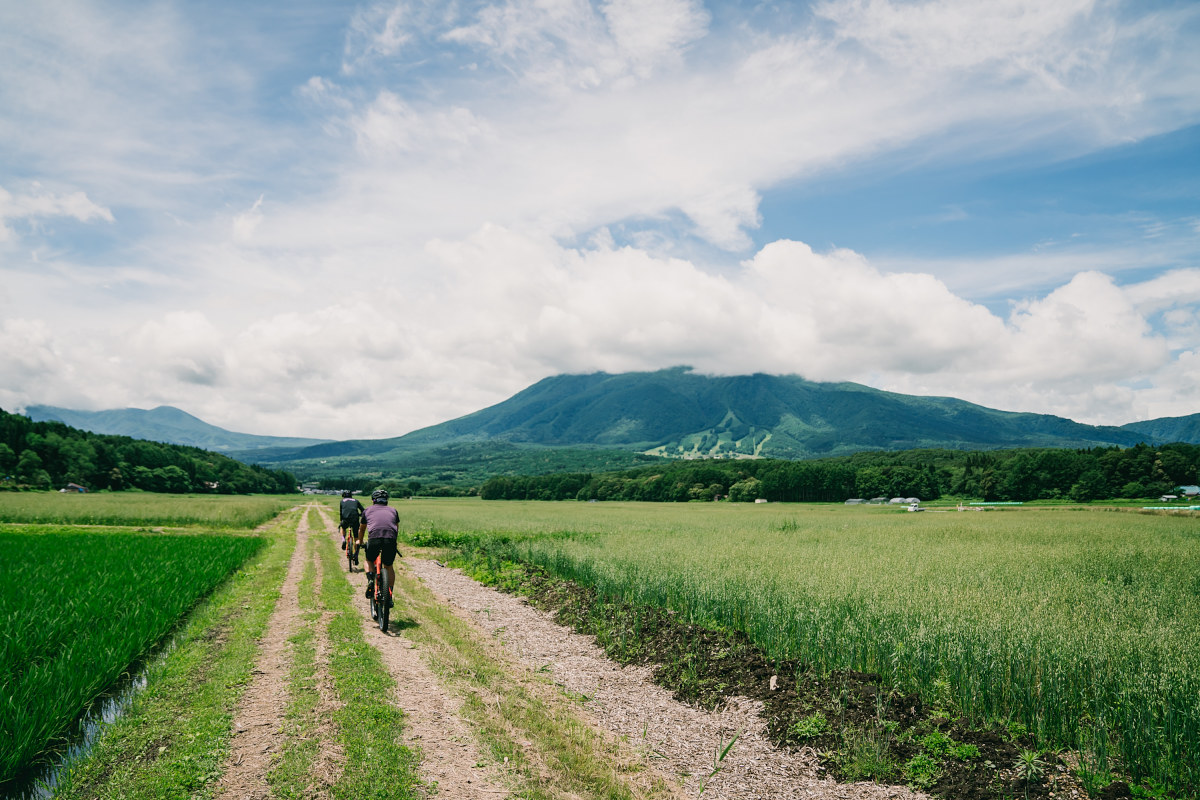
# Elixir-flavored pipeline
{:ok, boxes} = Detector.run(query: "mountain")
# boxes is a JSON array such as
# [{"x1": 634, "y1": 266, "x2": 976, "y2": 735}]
[
  {"x1": 34, "y1": 370, "x2": 1197, "y2": 483},
  {"x1": 1119, "y1": 413, "x2": 1200, "y2": 444},
  {"x1": 24, "y1": 404, "x2": 332, "y2": 453},
  {"x1": 248, "y1": 368, "x2": 1198, "y2": 480}
]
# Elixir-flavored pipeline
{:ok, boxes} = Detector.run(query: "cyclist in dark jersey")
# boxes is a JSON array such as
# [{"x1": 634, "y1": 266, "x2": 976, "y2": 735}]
[
  {"x1": 364, "y1": 489, "x2": 401, "y2": 607},
  {"x1": 339, "y1": 491, "x2": 365, "y2": 564}
]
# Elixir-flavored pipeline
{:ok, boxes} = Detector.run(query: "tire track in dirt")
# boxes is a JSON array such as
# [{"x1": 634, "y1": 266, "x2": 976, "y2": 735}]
[
  {"x1": 313, "y1": 506, "x2": 509, "y2": 800},
  {"x1": 306, "y1": 509, "x2": 344, "y2": 797},
  {"x1": 408, "y1": 557, "x2": 928, "y2": 800},
  {"x1": 216, "y1": 506, "x2": 318, "y2": 800}
]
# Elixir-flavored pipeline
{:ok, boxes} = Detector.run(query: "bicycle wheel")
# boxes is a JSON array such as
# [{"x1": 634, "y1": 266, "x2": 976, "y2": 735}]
[
  {"x1": 347, "y1": 538, "x2": 355, "y2": 572},
  {"x1": 368, "y1": 573, "x2": 378, "y2": 620},
  {"x1": 379, "y1": 569, "x2": 390, "y2": 633}
]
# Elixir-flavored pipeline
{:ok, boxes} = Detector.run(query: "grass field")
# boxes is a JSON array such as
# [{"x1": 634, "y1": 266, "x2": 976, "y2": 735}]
[
  {"x1": 393, "y1": 498, "x2": 1200, "y2": 795},
  {"x1": 0, "y1": 527, "x2": 266, "y2": 786},
  {"x1": 0, "y1": 491, "x2": 299, "y2": 528}
]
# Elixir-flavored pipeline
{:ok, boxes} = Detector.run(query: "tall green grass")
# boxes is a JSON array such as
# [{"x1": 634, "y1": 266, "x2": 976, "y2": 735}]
[
  {"x1": 0, "y1": 491, "x2": 297, "y2": 528},
  {"x1": 398, "y1": 499, "x2": 1200, "y2": 795},
  {"x1": 0, "y1": 526, "x2": 266, "y2": 785}
]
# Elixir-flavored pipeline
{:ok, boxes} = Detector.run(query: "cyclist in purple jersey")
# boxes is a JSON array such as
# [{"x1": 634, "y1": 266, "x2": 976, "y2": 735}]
[{"x1": 364, "y1": 488, "x2": 401, "y2": 606}]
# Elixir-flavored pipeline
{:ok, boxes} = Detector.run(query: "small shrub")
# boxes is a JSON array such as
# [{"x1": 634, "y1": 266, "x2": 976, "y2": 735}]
[
  {"x1": 787, "y1": 712, "x2": 828, "y2": 740},
  {"x1": 903, "y1": 752, "x2": 941, "y2": 790}
]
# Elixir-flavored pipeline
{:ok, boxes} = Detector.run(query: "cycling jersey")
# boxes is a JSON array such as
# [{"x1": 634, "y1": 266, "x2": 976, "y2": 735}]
[
  {"x1": 340, "y1": 497, "x2": 365, "y2": 527},
  {"x1": 363, "y1": 503, "x2": 399, "y2": 540}
]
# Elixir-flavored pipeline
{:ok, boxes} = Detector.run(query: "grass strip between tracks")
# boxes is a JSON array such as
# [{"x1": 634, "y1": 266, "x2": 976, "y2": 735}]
[
  {"x1": 50, "y1": 508, "x2": 301, "y2": 800},
  {"x1": 389, "y1": 549, "x2": 679, "y2": 800},
  {"x1": 316, "y1": 511, "x2": 424, "y2": 800}
]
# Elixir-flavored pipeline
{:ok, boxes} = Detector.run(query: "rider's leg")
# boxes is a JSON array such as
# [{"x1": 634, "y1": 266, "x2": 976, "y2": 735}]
[
  {"x1": 382, "y1": 541, "x2": 398, "y2": 606},
  {"x1": 364, "y1": 538, "x2": 379, "y2": 596}
]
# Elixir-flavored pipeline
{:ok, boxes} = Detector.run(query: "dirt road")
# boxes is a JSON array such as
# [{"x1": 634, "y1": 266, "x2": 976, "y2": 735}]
[{"x1": 220, "y1": 504, "x2": 925, "y2": 800}]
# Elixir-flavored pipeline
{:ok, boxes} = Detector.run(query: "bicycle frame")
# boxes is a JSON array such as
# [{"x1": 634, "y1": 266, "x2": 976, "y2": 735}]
[
  {"x1": 369, "y1": 550, "x2": 390, "y2": 633},
  {"x1": 345, "y1": 531, "x2": 360, "y2": 572}
]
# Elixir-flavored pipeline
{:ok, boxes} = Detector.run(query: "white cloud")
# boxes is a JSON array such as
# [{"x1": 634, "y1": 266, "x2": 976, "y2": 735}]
[
  {"x1": 601, "y1": 0, "x2": 710, "y2": 76},
  {"x1": 0, "y1": 184, "x2": 113, "y2": 241},
  {"x1": 232, "y1": 195, "x2": 265, "y2": 242},
  {"x1": 132, "y1": 312, "x2": 228, "y2": 387},
  {"x1": 5, "y1": 223, "x2": 1197, "y2": 435}
]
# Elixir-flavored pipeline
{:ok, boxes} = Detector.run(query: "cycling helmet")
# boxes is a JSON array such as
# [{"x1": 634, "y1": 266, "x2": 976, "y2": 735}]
[
  {"x1": 341, "y1": 490, "x2": 352, "y2": 498},
  {"x1": 371, "y1": 488, "x2": 389, "y2": 504}
]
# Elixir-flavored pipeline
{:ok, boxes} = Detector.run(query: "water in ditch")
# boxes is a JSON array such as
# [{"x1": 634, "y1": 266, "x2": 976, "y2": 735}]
[{"x1": 4, "y1": 637, "x2": 177, "y2": 800}]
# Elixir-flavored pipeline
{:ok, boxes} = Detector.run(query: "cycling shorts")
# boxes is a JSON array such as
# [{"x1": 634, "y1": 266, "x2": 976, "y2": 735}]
[
  {"x1": 365, "y1": 538, "x2": 397, "y2": 566},
  {"x1": 339, "y1": 517, "x2": 361, "y2": 533}
]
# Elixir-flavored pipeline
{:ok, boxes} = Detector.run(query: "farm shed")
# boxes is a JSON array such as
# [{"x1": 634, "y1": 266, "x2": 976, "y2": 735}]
[{"x1": 845, "y1": 498, "x2": 865, "y2": 505}]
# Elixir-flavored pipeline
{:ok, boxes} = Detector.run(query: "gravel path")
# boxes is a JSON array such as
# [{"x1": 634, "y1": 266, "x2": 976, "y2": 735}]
[{"x1": 407, "y1": 557, "x2": 928, "y2": 800}]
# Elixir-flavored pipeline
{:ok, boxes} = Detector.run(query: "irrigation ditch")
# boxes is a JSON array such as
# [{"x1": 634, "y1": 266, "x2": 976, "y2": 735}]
[
  {"x1": 432, "y1": 547, "x2": 1142, "y2": 800},
  {"x1": 6, "y1": 636, "x2": 179, "y2": 800}
]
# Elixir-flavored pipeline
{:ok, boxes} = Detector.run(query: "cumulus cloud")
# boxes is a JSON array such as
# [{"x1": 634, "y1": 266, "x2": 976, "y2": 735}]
[{"x1": 5, "y1": 223, "x2": 1195, "y2": 436}]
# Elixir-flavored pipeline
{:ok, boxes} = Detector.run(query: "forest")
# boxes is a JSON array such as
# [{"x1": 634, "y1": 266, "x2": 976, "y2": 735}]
[
  {"x1": 478, "y1": 442, "x2": 1200, "y2": 503},
  {"x1": 0, "y1": 409, "x2": 297, "y2": 494}
]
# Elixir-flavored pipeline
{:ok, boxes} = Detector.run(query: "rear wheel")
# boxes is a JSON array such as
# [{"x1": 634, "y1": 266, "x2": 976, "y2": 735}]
[
  {"x1": 378, "y1": 570, "x2": 390, "y2": 633},
  {"x1": 346, "y1": 537, "x2": 355, "y2": 572}
]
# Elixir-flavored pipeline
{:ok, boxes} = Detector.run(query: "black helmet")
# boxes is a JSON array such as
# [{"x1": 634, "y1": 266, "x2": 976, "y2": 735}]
[
  {"x1": 371, "y1": 489, "x2": 389, "y2": 504},
  {"x1": 341, "y1": 490, "x2": 352, "y2": 498}
]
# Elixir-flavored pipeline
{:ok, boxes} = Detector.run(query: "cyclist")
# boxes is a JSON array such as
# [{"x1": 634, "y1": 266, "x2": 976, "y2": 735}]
[
  {"x1": 339, "y1": 490, "x2": 365, "y2": 564},
  {"x1": 363, "y1": 488, "x2": 401, "y2": 607}
]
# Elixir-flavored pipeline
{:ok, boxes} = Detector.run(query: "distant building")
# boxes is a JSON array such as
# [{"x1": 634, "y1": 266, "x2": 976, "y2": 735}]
[
  {"x1": 844, "y1": 498, "x2": 865, "y2": 505},
  {"x1": 62, "y1": 483, "x2": 87, "y2": 493},
  {"x1": 1179, "y1": 485, "x2": 1200, "y2": 496}
]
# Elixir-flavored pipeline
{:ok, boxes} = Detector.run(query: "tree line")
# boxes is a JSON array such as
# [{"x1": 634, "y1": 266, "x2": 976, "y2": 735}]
[
  {"x1": 478, "y1": 442, "x2": 1200, "y2": 503},
  {"x1": 0, "y1": 409, "x2": 297, "y2": 494}
]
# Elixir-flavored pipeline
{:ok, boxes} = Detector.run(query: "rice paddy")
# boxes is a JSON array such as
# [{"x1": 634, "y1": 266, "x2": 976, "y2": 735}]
[
  {"x1": 0, "y1": 526, "x2": 266, "y2": 785},
  {"x1": 395, "y1": 498, "x2": 1200, "y2": 795}
]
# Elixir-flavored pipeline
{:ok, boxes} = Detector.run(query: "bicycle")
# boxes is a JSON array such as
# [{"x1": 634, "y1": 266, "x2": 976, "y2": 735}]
[
  {"x1": 368, "y1": 550, "x2": 391, "y2": 633},
  {"x1": 345, "y1": 531, "x2": 360, "y2": 573}
]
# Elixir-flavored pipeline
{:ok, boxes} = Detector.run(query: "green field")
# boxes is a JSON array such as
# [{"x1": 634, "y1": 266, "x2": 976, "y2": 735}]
[
  {"x1": 0, "y1": 527, "x2": 266, "y2": 785},
  {"x1": 0, "y1": 491, "x2": 299, "y2": 528},
  {"x1": 394, "y1": 498, "x2": 1200, "y2": 794}
]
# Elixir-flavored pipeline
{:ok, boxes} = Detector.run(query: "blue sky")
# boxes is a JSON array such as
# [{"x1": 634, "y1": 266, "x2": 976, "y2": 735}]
[{"x1": 2, "y1": 0, "x2": 1199, "y2": 439}]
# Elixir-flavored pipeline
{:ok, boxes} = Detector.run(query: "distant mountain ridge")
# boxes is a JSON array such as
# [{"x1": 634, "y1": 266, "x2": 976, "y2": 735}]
[
  {"x1": 24, "y1": 404, "x2": 332, "y2": 452},
  {"x1": 247, "y1": 368, "x2": 1200, "y2": 475},
  {"x1": 367, "y1": 367, "x2": 1197, "y2": 456},
  {"x1": 27, "y1": 371, "x2": 1200, "y2": 480}
]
